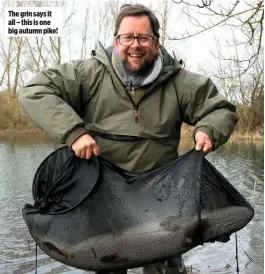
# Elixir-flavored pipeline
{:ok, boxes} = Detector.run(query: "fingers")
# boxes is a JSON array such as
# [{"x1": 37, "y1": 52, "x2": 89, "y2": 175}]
[
  {"x1": 92, "y1": 143, "x2": 100, "y2": 156},
  {"x1": 195, "y1": 137, "x2": 205, "y2": 151},
  {"x1": 80, "y1": 149, "x2": 87, "y2": 159},
  {"x1": 202, "y1": 141, "x2": 212, "y2": 154},
  {"x1": 195, "y1": 131, "x2": 213, "y2": 154},
  {"x1": 85, "y1": 148, "x2": 93, "y2": 159},
  {"x1": 72, "y1": 134, "x2": 100, "y2": 159}
]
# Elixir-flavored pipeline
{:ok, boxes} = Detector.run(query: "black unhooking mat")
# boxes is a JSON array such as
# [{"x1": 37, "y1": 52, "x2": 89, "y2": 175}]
[{"x1": 22, "y1": 146, "x2": 254, "y2": 271}]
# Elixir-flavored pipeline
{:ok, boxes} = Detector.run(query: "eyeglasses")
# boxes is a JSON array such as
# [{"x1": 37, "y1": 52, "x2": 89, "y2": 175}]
[{"x1": 116, "y1": 34, "x2": 157, "y2": 47}]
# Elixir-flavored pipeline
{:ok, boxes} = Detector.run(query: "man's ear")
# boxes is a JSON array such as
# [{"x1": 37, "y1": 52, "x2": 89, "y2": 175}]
[
  {"x1": 154, "y1": 40, "x2": 160, "y2": 53},
  {"x1": 113, "y1": 38, "x2": 118, "y2": 48}
]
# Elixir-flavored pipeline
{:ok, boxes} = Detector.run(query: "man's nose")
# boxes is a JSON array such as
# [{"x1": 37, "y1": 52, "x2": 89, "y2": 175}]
[{"x1": 131, "y1": 37, "x2": 141, "y2": 47}]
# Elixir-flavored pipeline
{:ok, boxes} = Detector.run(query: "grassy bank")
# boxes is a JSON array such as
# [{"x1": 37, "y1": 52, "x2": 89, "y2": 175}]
[
  {"x1": 0, "y1": 92, "x2": 44, "y2": 134},
  {"x1": 0, "y1": 92, "x2": 263, "y2": 140}
]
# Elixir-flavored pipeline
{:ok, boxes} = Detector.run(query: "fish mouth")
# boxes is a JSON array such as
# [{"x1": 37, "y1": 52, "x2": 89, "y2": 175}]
[{"x1": 43, "y1": 241, "x2": 69, "y2": 258}]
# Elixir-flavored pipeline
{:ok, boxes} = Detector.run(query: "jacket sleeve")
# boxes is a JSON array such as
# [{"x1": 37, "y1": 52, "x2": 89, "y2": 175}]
[
  {"x1": 175, "y1": 70, "x2": 238, "y2": 150},
  {"x1": 19, "y1": 60, "x2": 94, "y2": 146}
]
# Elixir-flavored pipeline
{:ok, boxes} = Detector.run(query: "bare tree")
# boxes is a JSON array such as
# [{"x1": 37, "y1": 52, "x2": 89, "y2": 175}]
[
  {"x1": 80, "y1": 2, "x2": 90, "y2": 59},
  {"x1": 24, "y1": 37, "x2": 48, "y2": 73},
  {"x1": 206, "y1": 31, "x2": 264, "y2": 135},
  {"x1": 159, "y1": 0, "x2": 169, "y2": 47},
  {"x1": 168, "y1": 1, "x2": 264, "y2": 75},
  {"x1": 12, "y1": 37, "x2": 24, "y2": 96},
  {"x1": 108, "y1": 0, "x2": 121, "y2": 20},
  {"x1": 0, "y1": 37, "x2": 15, "y2": 93},
  {"x1": 91, "y1": 2, "x2": 114, "y2": 50},
  {"x1": 44, "y1": 1, "x2": 75, "y2": 65}
]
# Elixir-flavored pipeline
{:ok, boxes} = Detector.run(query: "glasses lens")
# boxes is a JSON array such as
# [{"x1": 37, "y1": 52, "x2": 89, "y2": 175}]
[
  {"x1": 119, "y1": 35, "x2": 134, "y2": 45},
  {"x1": 138, "y1": 37, "x2": 152, "y2": 46}
]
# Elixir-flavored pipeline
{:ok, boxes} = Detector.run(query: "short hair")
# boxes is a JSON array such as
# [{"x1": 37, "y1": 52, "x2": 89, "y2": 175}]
[{"x1": 114, "y1": 4, "x2": 160, "y2": 38}]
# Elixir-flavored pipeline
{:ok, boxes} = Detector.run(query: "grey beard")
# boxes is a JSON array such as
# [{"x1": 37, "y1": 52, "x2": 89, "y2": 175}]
[{"x1": 122, "y1": 59, "x2": 153, "y2": 74}]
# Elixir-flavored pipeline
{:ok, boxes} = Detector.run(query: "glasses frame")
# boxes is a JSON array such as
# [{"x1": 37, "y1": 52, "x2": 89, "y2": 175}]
[{"x1": 116, "y1": 34, "x2": 157, "y2": 47}]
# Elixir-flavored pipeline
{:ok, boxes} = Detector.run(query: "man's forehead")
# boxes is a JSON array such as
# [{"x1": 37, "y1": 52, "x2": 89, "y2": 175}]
[
  {"x1": 118, "y1": 16, "x2": 153, "y2": 33},
  {"x1": 119, "y1": 15, "x2": 151, "y2": 26},
  {"x1": 118, "y1": 33, "x2": 151, "y2": 36}
]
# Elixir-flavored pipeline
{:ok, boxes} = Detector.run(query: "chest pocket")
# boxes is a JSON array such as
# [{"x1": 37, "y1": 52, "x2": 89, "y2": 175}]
[{"x1": 137, "y1": 80, "x2": 182, "y2": 132}]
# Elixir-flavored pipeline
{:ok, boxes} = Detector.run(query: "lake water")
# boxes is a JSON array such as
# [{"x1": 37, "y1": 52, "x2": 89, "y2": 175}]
[{"x1": 0, "y1": 136, "x2": 263, "y2": 274}]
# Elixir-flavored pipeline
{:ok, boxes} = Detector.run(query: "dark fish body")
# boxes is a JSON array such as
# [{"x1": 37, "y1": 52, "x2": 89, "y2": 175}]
[{"x1": 23, "y1": 147, "x2": 254, "y2": 271}]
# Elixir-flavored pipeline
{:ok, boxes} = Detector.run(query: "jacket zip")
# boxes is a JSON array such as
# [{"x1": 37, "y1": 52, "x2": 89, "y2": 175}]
[
  {"x1": 126, "y1": 71, "x2": 178, "y2": 123},
  {"x1": 116, "y1": 70, "x2": 177, "y2": 123},
  {"x1": 131, "y1": 86, "x2": 139, "y2": 123}
]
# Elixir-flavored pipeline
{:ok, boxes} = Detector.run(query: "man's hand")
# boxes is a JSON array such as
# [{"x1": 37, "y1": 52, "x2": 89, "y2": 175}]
[
  {"x1": 72, "y1": 134, "x2": 100, "y2": 159},
  {"x1": 195, "y1": 131, "x2": 213, "y2": 154}
]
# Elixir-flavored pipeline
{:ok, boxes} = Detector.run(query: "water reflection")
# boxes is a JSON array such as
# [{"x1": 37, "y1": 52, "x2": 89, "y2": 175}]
[{"x1": 0, "y1": 136, "x2": 263, "y2": 274}]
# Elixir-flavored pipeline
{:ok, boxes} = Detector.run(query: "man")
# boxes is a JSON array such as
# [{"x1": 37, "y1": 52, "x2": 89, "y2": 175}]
[{"x1": 19, "y1": 4, "x2": 238, "y2": 274}]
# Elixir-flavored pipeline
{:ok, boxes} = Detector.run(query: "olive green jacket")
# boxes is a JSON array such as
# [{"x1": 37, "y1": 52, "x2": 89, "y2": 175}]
[{"x1": 19, "y1": 43, "x2": 238, "y2": 172}]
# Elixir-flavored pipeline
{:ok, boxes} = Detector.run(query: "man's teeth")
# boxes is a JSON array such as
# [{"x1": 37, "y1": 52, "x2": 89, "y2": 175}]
[{"x1": 129, "y1": 54, "x2": 142, "y2": 57}]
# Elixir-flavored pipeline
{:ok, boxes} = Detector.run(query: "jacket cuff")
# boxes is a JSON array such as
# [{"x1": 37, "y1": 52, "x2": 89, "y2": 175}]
[
  {"x1": 64, "y1": 127, "x2": 88, "y2": 147},
  {"x1": 193, "y1": 126, "x2": 215, "y2": 150}
]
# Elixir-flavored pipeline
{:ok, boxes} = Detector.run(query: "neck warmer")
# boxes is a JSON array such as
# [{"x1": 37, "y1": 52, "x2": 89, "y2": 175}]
[{"x1": 112, "y1": 49, "x2": 162, "y2": 89}]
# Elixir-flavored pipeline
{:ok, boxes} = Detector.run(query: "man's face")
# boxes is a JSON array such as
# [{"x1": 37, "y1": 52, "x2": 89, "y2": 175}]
[{"x1": 113, "y1": 15, "x2": 160, "y2": 72}]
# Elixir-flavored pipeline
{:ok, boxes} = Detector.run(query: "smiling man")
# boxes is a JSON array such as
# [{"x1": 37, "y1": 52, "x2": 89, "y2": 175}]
[
  {"x1": 19, "y1": 3, "x2": 238, "y2": 274},
  {"x1": 113, "y1": 16, "x2": 160, "y2": 72}
]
